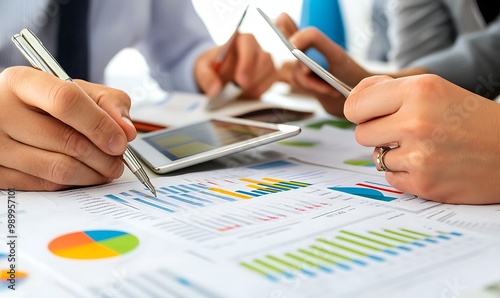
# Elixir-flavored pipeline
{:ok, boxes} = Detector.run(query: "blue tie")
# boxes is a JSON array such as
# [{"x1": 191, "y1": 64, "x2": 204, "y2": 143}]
[{"x1": 56, "y1": 0, "x2": 89, "y2": 80}]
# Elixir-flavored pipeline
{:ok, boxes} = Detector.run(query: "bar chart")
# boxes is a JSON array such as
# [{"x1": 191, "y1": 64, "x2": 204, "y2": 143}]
[
  {"x1": 238, "y1": 223, "x2": 472, "y2": 285},
  {"x1": 103, "y1": 176, "x2": 313, "y2": 215},
  {"x1": 329, "y1": 180, "x2": 405, "y2": 202},
  {"x1": 88, "y1": 268, "x2": 218, "y2": 298}
]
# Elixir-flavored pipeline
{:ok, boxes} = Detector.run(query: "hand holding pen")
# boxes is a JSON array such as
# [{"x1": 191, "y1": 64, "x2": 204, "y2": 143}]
[
  {"x1": 194, "y1": 5, "x2": 276, "y2": 109},
  {"x1": 8, "y1": 28, "x2": 156, "y2": 195},
  {"x1": 205, "y1": 6, "x2": 248, "y2": 111}
]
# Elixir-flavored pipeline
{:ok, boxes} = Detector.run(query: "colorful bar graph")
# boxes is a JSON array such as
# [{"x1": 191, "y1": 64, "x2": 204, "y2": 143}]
[
  {"x1": 240, "y1": 227, "x2": 464, "y2": 282},
  {"x1": 168, "y1": 196, "x2": 204, "y2": 207},
  {"x1": 133, "y1": 198, "x2": 174, "y2": 213},
  {"x1": 209, "y1": 188, "x2": 252, "y2": 200},
  {"x1": 103, "y1": 176, "x2": 314, "y2": 222},
  {"x1": 200, "y1": 191, "x2": 236, "y2": 202},
  {"x1": 236, "y1": 190, "x2": 261, "y2": 197},
  {"x1": 247, "y1": 160, "x2": 296, "y2": 170},
  {"x1": 180, "y1": 194, "x2": 212, "y2": 204},
  {"x1": 105, "y1": 194, "x2": 128, "y2": 204},
  {"x1": 329, "y1": 179, "x2": 401, "y2": 202},
  {"x1": 356, "y1": 182, "x2": 404, "y2": 195}
]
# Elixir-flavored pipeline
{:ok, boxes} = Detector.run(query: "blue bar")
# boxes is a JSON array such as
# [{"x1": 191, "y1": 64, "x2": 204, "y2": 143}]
[
  {"x1": 200, "y1": 191, "x2": 236, "y2": 202},
  {"x1": 289, "y1": 180, "x2": 312, "y2": 186},
  {"x1": 236, "y1": 190, "x2": 260, "y2": 197},
  {"x1": 318, "y1": 266, "x2": 333, "y2": 273},
  {"x1": 383, "y1": 249, "x2": 398, "y2": 256},
  {"x1": 364, "y1": 180, "x2": 392, "y2": 188},
  {"x1": 119, "y1": 192, "x2": 132, "y2": 197},
  {"x1": 168, "y1": 196, "x2": 204, "y2": 207},
  {"x1": 160, "y1": 187, "x2": 179, "y2": 194},
  {"x1": 437, "y1": 235, "x2": 451, "y2": 240},
  {"x1": 187, "y1": 101, "x2": 199, "y2": 111},
  {"x1": 191, "y1": 184, "x2": 208, "y2": 190},
  {"x1": 254, "y1": 188, "x2": 276, "y2": 193},
  {"x1": 351, "y1": 259, "x2": 367, "y2": 266},
  {"x1": 181, "y1": 194, "x2": 213, "y2": 203},
  {"x1": 275, "y1": 182, "x2": 300, "y2": 189},
  {"x1": 177, "y1": 184, "x2": 199, "y2": 192},
  {"x1": 257, "y1": 184, "x2": 286, "y2": 191},
  {"x1": 174, "y1": 276, "x2": 218, "y2": 298},
  {"x1": 450, "y1": 232, "x2": 463, "y2": 237},
  {"x1": 368, "y1": 255, "x2": 385, "y2": 262},
  {"x1": 412, "y1": 242, "x2": 425, "y2": 247},
  {"x1": 337, "y1": 263, "x2": 351, "y2": 270},
  {"x1": 170, "y1": 186, "x2": 188, "y2": 193},
  {"x1": 301, "y1": 269, "x2": 316, "y2": 277},
  {"x1": 252, "y1": 190, "x2": 269, "y2": 195},
  {"x1": 282, "y1": 272, "x2": 295, "y2": 279},
  {"x1": 130, "y1": 189, "x2": 150, "y2": 198},
  {"x1": 424, "y1": 238, "x2": 438, "y2": 244},
  {"x1": 248, "y1": 160, "x2": 295, "y2": 170},
  {"x1": 398, "y1": 246, "x2": 412, "y2": 251},
  {"x1": 105, "y1": 194, "x2": 128, "y2": 204},
  {"x1": 157, "y1": 189, "x2": 169, "y2": 195},
  {"x1": 266, "y1": 275, "x2": 279, "y2": 282},
  {"x1": 133, "y1": 198, "x2": 174, "y2": 213},
  {"x1": 148, "y1": 196, "x2": 180, "y2": 208}
]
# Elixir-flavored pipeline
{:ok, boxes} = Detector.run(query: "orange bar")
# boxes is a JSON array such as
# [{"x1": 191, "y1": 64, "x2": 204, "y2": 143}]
[{"x1": 210, "y1": 188, "x2": 252, "y2": 199}]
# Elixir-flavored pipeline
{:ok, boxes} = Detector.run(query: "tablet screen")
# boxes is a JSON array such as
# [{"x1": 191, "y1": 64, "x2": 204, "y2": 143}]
[{"x1": 142, "y1": 120, "x2": 278, "y2": 161}]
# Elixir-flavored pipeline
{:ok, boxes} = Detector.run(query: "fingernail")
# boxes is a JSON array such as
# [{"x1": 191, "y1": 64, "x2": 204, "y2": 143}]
[
  {"x1": 108, "y1": 133, "x2": 127, "y2": 154},
  {"x1": 122, "y1": 116, "x2": 134, "y2": 128}
]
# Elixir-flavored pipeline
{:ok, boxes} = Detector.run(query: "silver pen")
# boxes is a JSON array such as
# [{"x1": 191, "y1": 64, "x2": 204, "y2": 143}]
[{"x1": 12, "y1": 28, "x2": 157, "y2": 197}]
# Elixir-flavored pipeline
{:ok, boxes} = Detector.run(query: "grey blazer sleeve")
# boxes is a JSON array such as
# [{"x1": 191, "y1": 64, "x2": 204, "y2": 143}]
[
  {"x1": 407, "y1": 19, "x2": 500, "y2": 99},
  {"x1": 387, "y1": 0, "x2": 500, "y2": 99},
  {"x1": 387, "y1": 0, "x2": 456, "y2": 68}
]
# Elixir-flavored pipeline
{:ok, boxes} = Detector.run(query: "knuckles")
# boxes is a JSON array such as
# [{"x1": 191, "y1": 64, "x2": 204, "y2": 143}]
[
  {"x1": 47, "y1": 156, "x2": 80, "y2": 185},
  {"x1": 47, "y1": 82, "x2": 82, "y2": 118},
  {"x1": 61, "y1": 126, "x2": 91, "y2": 159}
]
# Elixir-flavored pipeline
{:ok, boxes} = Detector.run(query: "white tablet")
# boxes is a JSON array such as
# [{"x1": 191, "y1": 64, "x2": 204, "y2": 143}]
[
  {"x1": 129, "y1": 117, "x2": 301, "y2": 173},
  {"x1": 257, "y1": 7, "x2": 352, "y2": 97}
]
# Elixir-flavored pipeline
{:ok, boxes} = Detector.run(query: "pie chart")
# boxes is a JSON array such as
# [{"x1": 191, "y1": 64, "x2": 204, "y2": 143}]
[{"x1": 48, "y1": 230, "x2": 139, "y2": 260}]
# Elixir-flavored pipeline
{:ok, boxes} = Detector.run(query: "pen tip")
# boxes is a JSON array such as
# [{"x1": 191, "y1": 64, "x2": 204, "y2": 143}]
[{"x1": 147, "y1": 182, "x2": 157, "y2": 197}]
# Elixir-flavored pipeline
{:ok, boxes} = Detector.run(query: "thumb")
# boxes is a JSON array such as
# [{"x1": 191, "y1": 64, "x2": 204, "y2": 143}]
[{"x1": 195, "y1": 51, "x2": 225, "y2": 98}]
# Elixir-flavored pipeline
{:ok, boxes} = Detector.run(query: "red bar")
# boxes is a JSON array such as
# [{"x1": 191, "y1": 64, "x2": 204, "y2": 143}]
[{"x1": 356, "y1": 183, "x2": 404, "y2": 194}]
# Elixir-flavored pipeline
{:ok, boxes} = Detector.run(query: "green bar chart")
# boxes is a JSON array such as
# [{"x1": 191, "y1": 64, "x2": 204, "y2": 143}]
[{"x1": 240, "y1": 227, "x2": 463, "y2": 282}]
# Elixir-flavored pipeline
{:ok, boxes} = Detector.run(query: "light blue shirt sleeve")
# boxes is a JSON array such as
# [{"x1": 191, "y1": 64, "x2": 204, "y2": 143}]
[
  {"x1": 1, "y1": 0, "x2": 216, "y2": 93},
  {"x1": 135, "y1": 0, "x2": 215, "y2": 93}
]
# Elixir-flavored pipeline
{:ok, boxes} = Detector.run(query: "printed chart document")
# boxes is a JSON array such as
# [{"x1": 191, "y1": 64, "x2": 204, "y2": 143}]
[
  {"x1": 266, "y1": 120, "x2": 382, "y2": 175},
  {"x1": 1, "y1": 159, "x2": 500, "y2": 297}
]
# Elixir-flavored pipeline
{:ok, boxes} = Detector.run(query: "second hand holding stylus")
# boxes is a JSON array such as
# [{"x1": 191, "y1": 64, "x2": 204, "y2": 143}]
[{"x1": 206, "y1": 5, "x2": 249, "y2": 111}]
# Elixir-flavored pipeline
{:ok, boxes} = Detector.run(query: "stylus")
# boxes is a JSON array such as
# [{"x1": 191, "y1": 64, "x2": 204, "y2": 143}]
[
  {"x1": 12, "y1": 28, "x2": 157, "y2": 197},
  {"x1": 206, "y1": 5, "x2": 249, "y2": 111}
]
